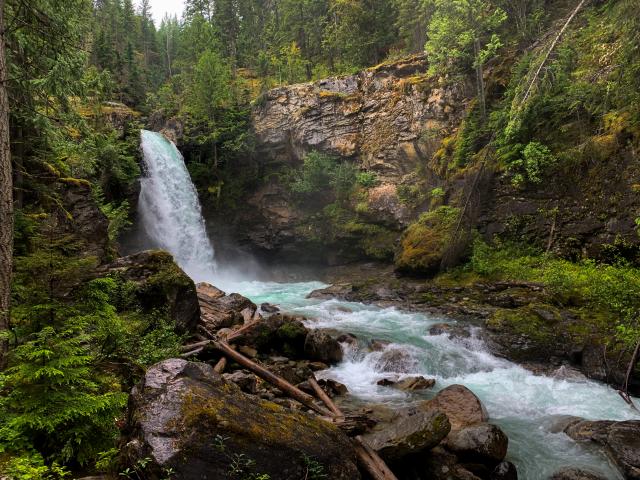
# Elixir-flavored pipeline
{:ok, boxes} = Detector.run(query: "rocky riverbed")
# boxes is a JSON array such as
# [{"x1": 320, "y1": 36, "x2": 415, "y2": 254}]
[{"x1": 117, "y1": 276, "x2": 640, "y2": 480}]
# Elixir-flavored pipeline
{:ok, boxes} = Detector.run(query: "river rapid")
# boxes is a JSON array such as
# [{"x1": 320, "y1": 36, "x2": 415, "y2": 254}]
[{"x1": 212, "y1": 277, "x2": 639, "y2": 480}]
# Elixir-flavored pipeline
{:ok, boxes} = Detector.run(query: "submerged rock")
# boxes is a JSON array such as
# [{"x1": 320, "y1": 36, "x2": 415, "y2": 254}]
[
  {"x1": 122, "y1": 359, "x2": 360, "y2": 480},
  {"x1": 393, "y1": 376, "x2": 436, "y2": 391},
  {"x1": 549, "y1": 467, "x2": 608, "y2": 480},
  {"x1": 304, "y1": 330, "x2": 343, "y2": 364},
  {"x1": 564, "y1": 419, "x2": 640, "y2": 480}
]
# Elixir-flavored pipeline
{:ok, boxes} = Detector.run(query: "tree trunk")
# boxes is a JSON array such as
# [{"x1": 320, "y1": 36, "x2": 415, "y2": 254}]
[
  {"x1": 474, "y1": 38, "x2": 486, "y2": 121},
  {"x1": 0, "y1": 0, "x2": 13, "y2": 369}
]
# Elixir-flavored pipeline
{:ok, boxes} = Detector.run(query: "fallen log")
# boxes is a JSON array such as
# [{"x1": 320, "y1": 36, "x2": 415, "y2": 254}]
[
  {"x1": 309, "y1": 376, "x2": 397, "y2": 480},
  {"x1": 212, "y1": 341, "x2": 331, "y2": 416},
  {"x1": 309, "y1": 376, "x2": 343, "y2": 417},
  {"x1": 213, "y1": 356, "x2": 227, "y2": 374}
]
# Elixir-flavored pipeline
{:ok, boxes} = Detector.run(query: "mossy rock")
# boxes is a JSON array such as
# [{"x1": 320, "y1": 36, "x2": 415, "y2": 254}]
[
  {"x1": 123, "y1": 359, "x2": 360, "y2": 480},
  {"x1": 395, "y1": 206, "x2": 460, "y2": 276},
  {"x1": 98, "y1": 250, "x2": 199, "y2": 334}
]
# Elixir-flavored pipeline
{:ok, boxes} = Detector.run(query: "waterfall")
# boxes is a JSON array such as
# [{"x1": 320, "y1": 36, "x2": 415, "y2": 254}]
[{"x1": 138, "y1": 129, "x2": 217, "y2": 281}]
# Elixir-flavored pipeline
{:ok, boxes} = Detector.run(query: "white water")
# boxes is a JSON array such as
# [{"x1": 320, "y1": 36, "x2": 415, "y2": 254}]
[
  {"x1": 138, "y1": 130, "x2": 217, "y2": 280},
  {"x1": 136, "y1": 134, "x2": 639, "y2": 479},
  {"x1": 211, "y1": 279, "x2": 640, "y2": 480}
]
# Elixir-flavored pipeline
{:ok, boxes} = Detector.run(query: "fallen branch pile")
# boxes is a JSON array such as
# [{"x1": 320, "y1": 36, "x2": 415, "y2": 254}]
[{"x1": 181, "y1": 329, "x2": 398, "y2": 480}]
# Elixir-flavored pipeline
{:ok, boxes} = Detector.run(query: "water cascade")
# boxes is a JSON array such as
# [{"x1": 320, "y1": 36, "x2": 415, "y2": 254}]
[{"x1": 138, "y1": 129, "x2": 217, "y2": 280}]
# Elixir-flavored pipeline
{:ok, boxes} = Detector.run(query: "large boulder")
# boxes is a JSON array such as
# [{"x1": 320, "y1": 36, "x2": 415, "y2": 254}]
[
  {"x1": 96, "y1": 250, "x2": 199, "y2": 333},
  {"x1": 122, "y1": 359, "x2": 360, "y2": 480},
  {"x1": 564, "y1": 419, "x2": 640, "y2": 479},
  {"x1": 422, "y1": 384, "x2": 489, "y2": 431},
  {"x1": 362, "y1": 406, "x2": 451, "y2": 461},
  {"x1": 234, "y1": 313, "x2": 309, "y2": 358},
  {"x1": 304, "y1": 330, "x2": 344, "y2": 364},
  {"x1": 197, "y1": 282, "x2": 257, "y2": 331},
  {"x1": 444, "y1": 423, "x2": 509, "y2": 465},
  {"x1": 394, "y1": 206, "x2": 460, "y2": 276}
]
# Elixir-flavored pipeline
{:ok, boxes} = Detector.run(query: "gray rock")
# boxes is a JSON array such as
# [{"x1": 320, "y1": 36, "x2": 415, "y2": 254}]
[
  {"x1": 564, "y1": 420, "x2": 640, "y2": 480},
  {"x1": 223, "y1": 370, "x2": 258, "y2": 393},
  {"x1": 122, "y1": 359, "x2": 360, "y2": 480},
  {"x1": 422, "y1": 384, "x2": 489, "y2": 431},
  {"x1": 197, "y1": 283, "x2": 257, "y2": 331},
  {"x1": 393, "y1": 376, "x2": 436, "y2": 391},
  {"x1": 549, "y1": 467, "x2": 607, "y2": 480},
  {"x1": 362, "y1": 407, "x2": 451, "y2": 460},
  {"x1": 444, "y1": 423, "x2": 509, "y2": 465},
  {"x1": 375, "y1": 347, "x2": 416, "y2": 372},
  {"x1": 304, "y1": 330, "x2": 343, "y2": 364},
  {"x1": 491, "y1": 461, "x2": 518, "y2": 480}
]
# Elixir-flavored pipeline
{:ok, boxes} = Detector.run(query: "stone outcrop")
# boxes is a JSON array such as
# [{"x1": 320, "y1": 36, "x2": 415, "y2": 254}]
[
  {"x1": 96, "y1": 250, "x2": 200, "y2": 333},
  {"x1": 197, "y1": 282, "x2": 258, "y2": 331},
  {"x1": 253, "y1": 55, "x2": 468, "y2": 182},
  {"x1": 563, "y1": 419, "x2": 640, "y2": 479},
  {"x1": 55, "y1": 179, "x2": 111, "y2": 261},
  {"x1": 304, "y1": 330, "x2": 344, "y2": 364},
  {"x1": 122, "y1": 359, "x2": 361, "y2": 480},
  {"x1": 362, "y1": 407, "x2": 451, "y2": 461}
]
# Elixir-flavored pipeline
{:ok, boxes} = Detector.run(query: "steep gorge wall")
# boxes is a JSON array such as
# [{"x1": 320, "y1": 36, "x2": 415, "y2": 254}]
[{"x1": 221, "y1": 56, "x2": 640, "y2": 268}]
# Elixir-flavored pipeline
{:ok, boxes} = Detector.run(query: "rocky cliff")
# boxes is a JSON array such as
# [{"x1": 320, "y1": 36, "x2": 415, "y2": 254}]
[{"x1": 227, "y1": 54, "x2": 640, "y2": 268}]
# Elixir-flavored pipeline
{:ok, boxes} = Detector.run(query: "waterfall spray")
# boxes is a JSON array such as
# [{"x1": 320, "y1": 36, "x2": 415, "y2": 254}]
[{"x1": 138, "y1": 129, "x2": 217, "y2": 281}]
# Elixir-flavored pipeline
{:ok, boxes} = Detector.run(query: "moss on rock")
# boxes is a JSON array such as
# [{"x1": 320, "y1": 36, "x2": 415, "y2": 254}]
[{"x1": 395, "y1": 206, "x2": 460, "y2": 276}]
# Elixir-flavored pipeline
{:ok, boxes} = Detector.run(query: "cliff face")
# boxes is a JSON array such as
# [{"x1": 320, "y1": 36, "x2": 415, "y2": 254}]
[
  {"x1": 221, "y1": 55, "x2": 639, "y2": 267},
  {"x1": 253, "y1": 55, "x2": 469, "y2": 181},
  {"x1": 223, "y1": 56, "x2": 472, "y2": 263}
]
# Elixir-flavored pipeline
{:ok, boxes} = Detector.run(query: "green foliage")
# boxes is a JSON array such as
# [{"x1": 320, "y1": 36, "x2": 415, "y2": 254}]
[
  {"x1": 506, "y1": 141, "x2": 557, "y2": 186},
  {"x1": 0, "y1": 452, "x2": 70, "y2": 480},
  {"x1": 301, "y1": 454, "x2": 328, "y2": 480},
  {"x1": 468, "y1": 239, "x2": 640, "y2": 347},
  {"x1": 356, "y1": 171, "x2": 379, "y2": 188},
  {"x1": 426, "y1": 0, "x2": 507, "y2": 76},
  {"x1": 288, "y1": 151, "x2": 358, "y2": 204}
]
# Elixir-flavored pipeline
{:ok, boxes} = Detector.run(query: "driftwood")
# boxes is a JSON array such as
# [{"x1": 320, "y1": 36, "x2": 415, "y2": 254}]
[
  {"x1": 180, "y1": 347, "x2": 204, "y2": 358},
  {"x1": 213, "y1": 356, "x2": 227, "y2": 374},
  {"x1": 212, "y1": 341, "x2": 331, "y2": 416},
  {"x1": 309, "y1": 376, "x2": 398, "y2": 480},
  {"x1": 308, "y1": 376, "x2": 343, "y2": 416}
]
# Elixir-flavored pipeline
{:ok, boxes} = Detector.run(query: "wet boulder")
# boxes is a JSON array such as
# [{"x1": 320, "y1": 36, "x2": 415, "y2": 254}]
[
  {"x1": 304, "y1": 330, "x2": 343, "y2": 364},
  {"x1": 197, "y1": 282, "x2": 257, "y2": 331},
  {"x1": 444, "y1": 423, "x2": 509, "y2": 465},
  {"x1": 564, "y1": 419, "x2": 640, "y2": 479},
  {"x1": 393, "y1": 376, "x2": 436, "y2": 391},
  {"x1": 362, "y1": 406, "x2": 451, "y2": 461},
  {"x1": 122, "y1": 359, "x2": 360, "y2": 480},
  {"x1": 422, "y1": 384, "x2": 489, "y2": 431},
  {"x1": 375, "y1": 347, "x2": 417, "y2": 372},
  {"x1": 233, "y1": 313, "x2": 309, "y2": 358},
  {"x1": 96, "y1": 250, "x2": 199, "y2": 333},
  {"x1": 549, "y1": 467, "x2": 608, "y2": 480}
]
